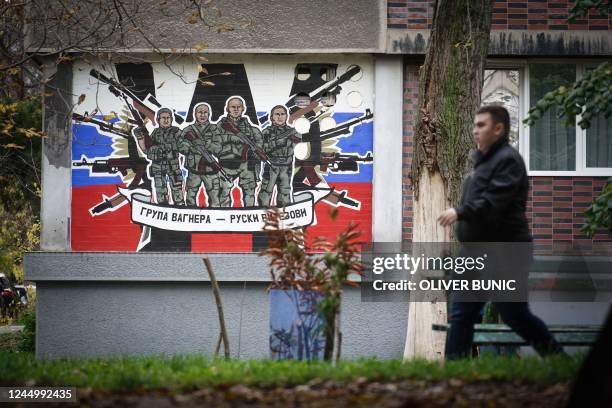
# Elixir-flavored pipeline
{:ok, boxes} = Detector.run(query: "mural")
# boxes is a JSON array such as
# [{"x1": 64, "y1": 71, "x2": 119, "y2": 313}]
[{"x1": 71, "y1": 58, "x2": 374, "y2": 251}]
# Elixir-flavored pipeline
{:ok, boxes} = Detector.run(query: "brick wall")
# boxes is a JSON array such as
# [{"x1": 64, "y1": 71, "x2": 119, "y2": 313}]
[
  {"x1": 402, "y1": 65, "x2": 419, "y2": 242},
  {"x1": 388, "y1": 0, "x2": 612, "y2": 30},
  {"x1": 528, "y1": 177, "x2": 611, "y2": 252},
  {"x1": 401, "y1": 63, "x2": 612, "y2": 249}
]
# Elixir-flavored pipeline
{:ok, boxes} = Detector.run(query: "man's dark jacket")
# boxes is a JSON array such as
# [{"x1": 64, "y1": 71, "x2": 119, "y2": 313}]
[{"x1": 456, "y1": 136, "x2": 531, "y2": 242}]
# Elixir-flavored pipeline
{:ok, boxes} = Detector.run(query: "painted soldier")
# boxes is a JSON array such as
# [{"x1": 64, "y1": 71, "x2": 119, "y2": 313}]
[
  {"x1": 134, "y1": 108, "x2": 183, "y2": 205},
  {"x1": 258, "y1": 105, "x2": 301, "y2": 207},
  {"x1": 178, "y1": 103, "x2": 227, "y2": 207},
  {"x1": 217, "y1": 96, "x2": 265, "y2": 207}
]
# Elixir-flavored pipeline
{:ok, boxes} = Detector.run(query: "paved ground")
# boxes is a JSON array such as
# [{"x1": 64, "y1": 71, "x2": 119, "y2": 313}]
[{"x1": 0, "y1": 325, "x2": 23, "y2": 335}]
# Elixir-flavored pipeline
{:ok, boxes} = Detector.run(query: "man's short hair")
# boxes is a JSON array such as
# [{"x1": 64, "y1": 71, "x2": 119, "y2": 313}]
[
  {"x1": 156, "y1": 107, "x2": 173, "y2": 122},
  {"x1": 193, "y1": 102, "x2": 211, "y2": 115},
  {"x1": 225, "y1": 96, "x2": 245, "y2": 113},
  {"x1": 270, "y1": 105, "x2": 288, "y2": 116},
  {"x1": 477, "y1": 105, "x2": 510, "y2": 138}
]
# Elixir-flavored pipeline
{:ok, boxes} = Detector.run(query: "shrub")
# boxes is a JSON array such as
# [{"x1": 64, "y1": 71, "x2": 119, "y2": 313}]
[{"x1": 19, "y1": 309, "x2": 35, "y2": 352}]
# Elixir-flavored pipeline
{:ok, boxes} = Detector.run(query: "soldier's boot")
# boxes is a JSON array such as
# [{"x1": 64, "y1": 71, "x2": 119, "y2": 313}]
[
  {"x1": 185, "y1": 188, "x2": 198, "y2": 207},
  {"x1": 218, "y1": 174, "x2": 236, "y2": 207},
  {"x1": 218, "y1": 184, "x2": 232, "y2": 207},
  {"x1": 239, "y1": 178, "x2": 257, "y2": 207},
  {"x1": 203, "y1": 175, "x2": 221, "y2": 207},
  {"x1": 277, "y1": 187, "x2": 292, "y2": 207},
  {"x1": 277, "y1": 166, "x2": 293, "y2": 207},
  {"x1": 258, "y1": 179, "x2": 274, "y2": 206},
  {"x1": 185, "y1": 173, "x2": 202, "y2": 206},
  {"x1": 170, "y1": 182, "x2": 184, "y2": 206},
  {"x1": 154, "y1": 175, "x2": 169, "y2": 204}
]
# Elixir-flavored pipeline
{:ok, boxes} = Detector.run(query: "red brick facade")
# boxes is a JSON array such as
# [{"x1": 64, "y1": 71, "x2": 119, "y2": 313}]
[
  {"x1": 402, "y1": 63, "x2": 612, "y2": 249},
  {"x1": 402, "y1": 65, "x2": 419, "y2": 242},
  {"x1": 388, "y1": 0, "x2": 612, "y2": 30}
]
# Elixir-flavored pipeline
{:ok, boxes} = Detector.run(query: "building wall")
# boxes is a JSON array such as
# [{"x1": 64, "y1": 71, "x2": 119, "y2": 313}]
[
  {"x1": 528, "y1": 177, "x2": 611, "y2": 252},
  {"x1": 388, "y1": 0, "x2": 612, "y2": 30},
  {"x1": 401, "y1": 63, "x2": 612, "y2": 250},
  {"x1": 28, "y1": 0, "x2": 383, "y2": 53}
]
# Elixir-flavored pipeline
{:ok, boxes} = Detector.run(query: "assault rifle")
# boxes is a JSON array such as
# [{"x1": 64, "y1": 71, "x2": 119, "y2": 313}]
[
  {"x1": 72, "y1": 113, "x2": 131, "y2": 138},
  {"x1": 319, "y1": 152, "x2": 373, "y2": 173},
  {"x1": 293, "y1": 182, "x2": 360, "y2": 209},
  {"x1": 73, "y1": 157, "x2": 149, "y2": 214},
  {"x1": 88, "y1": 72, "x2": 153, "y2": 149},
  {"x1": 89, "y1": 69, "x2": 184, "y2": 125},
  {"x1": 184, "y1": 131, "x2": 232, "y2": 184},
  {"x1": 304, "y1": 109, "x2": 374, "y2": 142},
  {"x1": 220, "y1": 121, "x2": 272, "y2": 166},
  {"x1": 265, "y1": 127, "x2": 301, "y2": 145},
  {"x1": 258, "y1": 65, "x2": 362, "y2": 124}
]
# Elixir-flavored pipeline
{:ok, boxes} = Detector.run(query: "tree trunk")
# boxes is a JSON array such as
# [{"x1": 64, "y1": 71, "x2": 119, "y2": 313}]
[{"x1": 404, "y1": 0, "x2": 493, "y2": 360}]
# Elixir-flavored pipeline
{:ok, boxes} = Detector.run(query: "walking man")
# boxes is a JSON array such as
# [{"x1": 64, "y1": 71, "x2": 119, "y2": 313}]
[{"x1": 438, "y1": 105, "x2": 563, "y2": 359}]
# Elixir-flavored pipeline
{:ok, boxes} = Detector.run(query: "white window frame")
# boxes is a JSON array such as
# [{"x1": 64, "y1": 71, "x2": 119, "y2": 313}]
[
  {"x1": 520, "y1": 60, "x2": 612, "y2": 177},
  {"x1": 577, "y1": 64, "x2": 612, "y2": 176}
]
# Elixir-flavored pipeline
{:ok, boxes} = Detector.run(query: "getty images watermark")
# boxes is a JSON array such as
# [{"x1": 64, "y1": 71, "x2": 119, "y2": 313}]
[{"x1": 360, "y1": 242, "x2": 612, "y2": 302}]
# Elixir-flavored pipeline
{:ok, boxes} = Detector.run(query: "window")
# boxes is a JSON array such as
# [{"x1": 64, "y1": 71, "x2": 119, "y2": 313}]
[
  {"x1": 584, "y1": 67, "x2": 612, "y2": 169},
  {"x1": 586, "y1": 114, "x2": 612, "y2": 168},
  {"x1": 522, "y1": 63, "x2": 612, "y2": 176},
  {"x1": 482, "y1": 69, "x2": 520, "y2": 149},
  {"x1": 528, "y1": 64, "x2": 576, "y2": 171}
]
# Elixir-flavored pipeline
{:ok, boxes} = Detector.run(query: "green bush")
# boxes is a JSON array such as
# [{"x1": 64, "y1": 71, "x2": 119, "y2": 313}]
[{"x1": 19, "y1": 310, "x2": 35, "y2": 352}]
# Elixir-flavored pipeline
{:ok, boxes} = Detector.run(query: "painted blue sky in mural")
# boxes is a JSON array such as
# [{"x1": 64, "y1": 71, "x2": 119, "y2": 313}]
[{"x1": 72, "y1": 111, "x2": 372, "y2": 187}]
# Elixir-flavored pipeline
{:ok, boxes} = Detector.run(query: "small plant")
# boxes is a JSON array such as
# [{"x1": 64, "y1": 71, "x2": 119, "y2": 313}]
[
  {"x1": 19, "y1": 309, "x2": 35, "y2": 352},
  {"x1": 260, "y1": 207, "x2": 362, "y2": 362}
]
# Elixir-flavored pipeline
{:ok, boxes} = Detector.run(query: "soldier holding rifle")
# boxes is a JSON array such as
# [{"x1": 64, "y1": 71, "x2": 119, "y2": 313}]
[
  {"x1": 134, "y1": 108, "x2": 183, "y2": 205},
  {"x1": 258, "y1": 105, "x2": 301, "y2": 207},
  {"x1": 179, "y1": 103, "x2": 230, "y2": 207},
  {"x1": 217, "y1": 96, "x2": 267, "y2": 207}
]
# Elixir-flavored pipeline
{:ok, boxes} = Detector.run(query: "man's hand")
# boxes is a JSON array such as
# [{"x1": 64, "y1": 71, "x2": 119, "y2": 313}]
[{"x1": 438, "y1": 208, "x2": 458, "y2": 227}]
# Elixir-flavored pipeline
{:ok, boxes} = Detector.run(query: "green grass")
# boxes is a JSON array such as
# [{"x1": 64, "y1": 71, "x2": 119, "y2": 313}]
[
  {"x1": 0, "y1": 332, "x2": 21, "y2": 352},
  {"x1": 0, "y1": 351, "x2": 582, "y2": 392}
]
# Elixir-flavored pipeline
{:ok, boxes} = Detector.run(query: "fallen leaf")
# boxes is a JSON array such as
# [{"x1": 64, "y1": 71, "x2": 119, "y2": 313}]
[
  {"x1": 77, "y1": 94, "x2": 86, "y2": 105},
  {"x1": 197, "y1": 56, "x2": 209, "y2": 62},
  {"x1": 157, "y1": 81, "x2": 166, "y2": 89},
  {"x1": 216, "y1": 25, "x2": 234, "y2": 33},
  {"x1": 2, "y1": 143, "x2": 25, "y2": 149},
  {"x1": 199, "y1": 80, "x2": 215, "y2": 86},
  {"x1": 198, "y1": 65, "x2": 209, "y2": 75}
]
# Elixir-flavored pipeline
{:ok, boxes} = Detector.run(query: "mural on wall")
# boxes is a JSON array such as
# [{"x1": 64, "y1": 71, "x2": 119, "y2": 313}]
[{"x1": 71, "y1": 58, "x2": 374, "y2": 251}]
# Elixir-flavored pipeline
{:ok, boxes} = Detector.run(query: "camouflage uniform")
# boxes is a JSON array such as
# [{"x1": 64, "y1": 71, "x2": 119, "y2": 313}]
[
  {"x1": 217, "y1": 117, "x2": 264, "y2": 207},
  {"x1": 140, "y1": 126, "x2": 183, "y2": 205},
  {"x1": 258, "y1": 125, "x2": 301, "y2": 207},
  {"x1": 179, "y1": 123, "x2": 226, "y2": 207}
]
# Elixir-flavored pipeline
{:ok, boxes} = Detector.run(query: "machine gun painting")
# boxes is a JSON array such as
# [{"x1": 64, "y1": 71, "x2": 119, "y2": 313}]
[{"x1": 71, "y1": 58, "x2": 374, "y2": 252}]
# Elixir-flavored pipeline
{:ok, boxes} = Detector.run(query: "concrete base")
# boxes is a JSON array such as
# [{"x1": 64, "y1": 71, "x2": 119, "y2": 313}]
[
  {"x1": 26, "y1": 253, "x2": 410, "y2": 359},
  {"x1": 25, "y1": 252, "x2": 611, "y2": 360}
]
